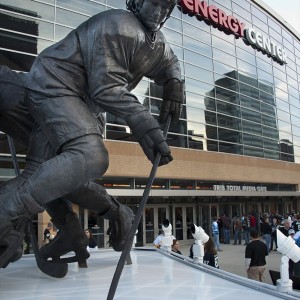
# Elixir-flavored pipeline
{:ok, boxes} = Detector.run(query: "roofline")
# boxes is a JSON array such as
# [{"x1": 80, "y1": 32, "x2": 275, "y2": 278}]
[{"x1": 251, "y1": 0, "x2": 300, "y2": 40}]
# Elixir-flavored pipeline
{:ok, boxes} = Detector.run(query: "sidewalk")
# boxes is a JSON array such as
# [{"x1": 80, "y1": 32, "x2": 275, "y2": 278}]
[{"x1": 179, "y1": 240, "x2": 281, "y2": 285}]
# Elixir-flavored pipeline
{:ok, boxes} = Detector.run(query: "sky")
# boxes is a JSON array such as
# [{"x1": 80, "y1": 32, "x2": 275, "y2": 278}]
[{"x1": 261, "y1": 0, "x2": 300, "y2": 35}]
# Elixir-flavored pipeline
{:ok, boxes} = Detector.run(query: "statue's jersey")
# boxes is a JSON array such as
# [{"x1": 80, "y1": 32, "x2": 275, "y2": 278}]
[{"x1": 25, "y1": 9, "x2": 181, "y2": 120}]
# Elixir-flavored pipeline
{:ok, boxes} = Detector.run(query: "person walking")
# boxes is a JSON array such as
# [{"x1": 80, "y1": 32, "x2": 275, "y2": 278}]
[
  {"x1": 221, "y1": 213, "x2": 231, "y2": 244},
  {"x1": 294, "y1": 235, "x2": 300, "y2": 276},
  {"x1": 261, "y1": 217, "x2": 272, "y2": 253},
  {"x1": 211, "y1": 216, "x2": 222, "y2": 251},
  {"x1": 217, "y1": 216, "x2": 224, "y2": 244},
  {"x1": 249, "y1": 213, "x2": 256, "y2": 230},
  {"x1": 242, "y1": 214, "x2": 251, "y2": 245},
  {"x1": 245, "y1": 229, "x2": 268, "y2": 282},
  {"x1": 233, "y1": 215, "x2": 242, "y2": 245},
  {"x1": 270, "y1": 217, "x2": 278, "y2": 251},
  {"x1": 292, "y1": 214, "x2": 300, "y2": 233}
]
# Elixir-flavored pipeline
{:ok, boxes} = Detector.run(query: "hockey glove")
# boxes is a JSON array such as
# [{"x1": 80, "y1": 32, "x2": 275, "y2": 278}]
[
  {"x1": 126, "y1": 111, "x2": 172, "y2": 166},
  {"x1": 159, "y1": 79, "x2": 184, "y2": 125}
]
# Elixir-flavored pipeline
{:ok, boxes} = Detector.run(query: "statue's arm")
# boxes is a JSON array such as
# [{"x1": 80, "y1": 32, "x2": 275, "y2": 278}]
[{"x1": 147, "y1": 40, "x2": 184, "y2": 124}]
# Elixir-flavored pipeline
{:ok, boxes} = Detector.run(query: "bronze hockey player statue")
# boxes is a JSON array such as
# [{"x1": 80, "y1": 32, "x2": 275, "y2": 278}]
[
  {"x1": 0, "y1": 0, "x2": 183, "y2": 276},
  {"x1": 0, "y1": 67, "x2": 137, "y2": 276}
]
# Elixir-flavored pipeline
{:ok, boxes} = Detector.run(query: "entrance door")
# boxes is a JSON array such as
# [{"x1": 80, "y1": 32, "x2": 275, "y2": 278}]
[
  {"x1": 145, "y1": 207, "x2": 154, "y2": 244},
  {"x1": 144, "y1": 206, "x2": 168, "y2": 245},
  {"x1": 173, "y1": 205, "x2": 195, "y2": 244},
  {"x1": 200, "y1": 205, "x2": 210, "y2": 235}
]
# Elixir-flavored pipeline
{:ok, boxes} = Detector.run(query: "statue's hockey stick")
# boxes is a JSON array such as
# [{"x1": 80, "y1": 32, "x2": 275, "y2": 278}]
[
  {"x1": 107, "y1": 115, "x2": 172, "y2": 300},
  {"x1": 7, "y1": 135, "x2": 68, "y2": 278}
]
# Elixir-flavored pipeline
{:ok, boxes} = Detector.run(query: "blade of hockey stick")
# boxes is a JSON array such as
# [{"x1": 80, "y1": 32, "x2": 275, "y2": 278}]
[
  {"x1": 7, "y1": 135, "x2": 68, "y2": 277},
  {"x1": 107, "y1": 115, "x2": 172, "y2": 300}
]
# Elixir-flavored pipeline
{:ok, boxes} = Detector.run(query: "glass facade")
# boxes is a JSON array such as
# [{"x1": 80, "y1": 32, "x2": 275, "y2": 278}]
[
  {"x1": 0, "y1": 0, "x2": 300, "y2": 165},
  {"x1": 1, "y1": 1, "x2": 300, "y2": 246}
]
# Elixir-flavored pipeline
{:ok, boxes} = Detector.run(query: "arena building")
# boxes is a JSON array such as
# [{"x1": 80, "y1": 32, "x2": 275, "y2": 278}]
[{"x1": 0, "y1": 0, "x2": 300, "y2": 247}]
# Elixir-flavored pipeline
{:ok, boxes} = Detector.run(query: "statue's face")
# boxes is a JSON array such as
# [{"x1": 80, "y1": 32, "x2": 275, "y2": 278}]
[{"x1": 138, "y1": 0, "x2": 172, "y2": 31}]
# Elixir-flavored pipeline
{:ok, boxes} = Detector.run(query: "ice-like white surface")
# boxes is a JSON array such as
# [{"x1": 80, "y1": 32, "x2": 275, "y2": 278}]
[{"x1": 0, "y1": 248, "x2": 298, "y2": 299}]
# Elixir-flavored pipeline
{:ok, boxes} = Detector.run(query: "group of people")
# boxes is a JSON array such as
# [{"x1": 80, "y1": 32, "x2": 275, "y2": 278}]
[
  {"x1": 0, "y1": 0, "x2": 184, "y2": 274},
  {"x1": 209, "y1": 213, "x2": 251, "y2": 246},
  {"x1": 212, "y1": 211, "x2": 300, "y2": 283},
  {"x1": 152, "y1": 211, "x2": 300, "y2": 283},
  {"x1": 276, "y1": 218, "x2": 300, "y2": 277},
  {"x1": 213, "y1": 211, "x2": 300, "y2": 247},
  {"x1": 212, "y1": 213, "x2": 248, "y2": 251},
  {"x1": 260, "y1": 213, "x2": 300, "y2": 253},
  {"x1": 245, "y1": 213, "x2": 300, "y2": 283},
  {"x1": 212, "y1": 213, "x2": 255, "y2": 251}
]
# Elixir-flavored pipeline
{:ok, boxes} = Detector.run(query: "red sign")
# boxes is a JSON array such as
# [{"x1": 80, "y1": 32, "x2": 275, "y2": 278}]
[
  {"x1": 178, "y1": 0, "x2": 287, "y2": 64},
  {"x1": 178, "y1": 0, "x2": 246, "y2": 37}
]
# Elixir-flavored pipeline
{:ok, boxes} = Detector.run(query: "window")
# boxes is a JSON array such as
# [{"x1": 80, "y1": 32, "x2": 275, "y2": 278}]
[
  {"x1": 218, "y1": 114, "x2": 241, "y2": 131},
  {"x1": 184, "y1": 49, "x2": 213, "y2": 70}
]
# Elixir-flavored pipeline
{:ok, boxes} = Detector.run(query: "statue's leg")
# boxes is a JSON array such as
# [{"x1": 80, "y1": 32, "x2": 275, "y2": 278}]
[
  {"x1": 0, "y1": 167, "x2": 90, "y2": 265},
  {"x1": 40, "y1": 199, "x2": 90, "y2": 263},
  {"x1": 0, "y1": 96, "x2": 90, "y2": 265},
  {"x1": 0, "y1": 110, "x2": 100, "y2": 265},
  {"x1": 0, "y1": 132, "x2": 107, "y2": 267},
  {"x1": 68, "y1": 181, "x2": 134, "y2": 252},
  {"x1": 0, "y1": 108, "x2": 42, "y2": 268},
  {"x1": 28, "y1": 130, "x2": 88, "y2": 261},
  {"x1": 0, "y1": 115, "x2": 108, "y2": 269},
  {"x1": 0, "y1": 85, "x2": 94, "y2": 267},
  {"x1": 40, "y1": 181, "x2": 133, "y2": 262}
]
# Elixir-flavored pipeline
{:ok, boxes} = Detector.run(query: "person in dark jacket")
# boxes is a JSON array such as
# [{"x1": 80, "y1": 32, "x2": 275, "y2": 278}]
[
  {"x1": 203, "y1": 237, "x2": 219, "y2": 268},
  {"x1": 221, "y1": 214, "x2": 231, "y2": 244},
  {"x1": 245, "y1": 229, "x2": 268, "y2": 282},
  {"x1": 278, "y1": 219, "x2": 292, "y2": 237},
  {"x1": 261, "y1": 217, "x2": 272, "y2": 253},
  {"x1": 171, "y1": 239, "x2": 182, "y2": 255},
  {"x1": 270, "y1": 217, "x2": 278, "y2": 251},
  {"x1": 85, "y1": 229, "x2": 97, "y2": 249}
]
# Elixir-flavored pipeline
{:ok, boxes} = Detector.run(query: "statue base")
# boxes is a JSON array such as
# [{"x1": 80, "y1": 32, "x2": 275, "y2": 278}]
[{"x1": 276, "y1": 279, "x2": 293, "y2": 293}]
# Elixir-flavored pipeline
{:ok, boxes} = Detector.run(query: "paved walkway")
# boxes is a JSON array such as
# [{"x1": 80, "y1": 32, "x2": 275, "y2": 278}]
[{"x1": 179, "y1": 239, "x2": 281, "y2": 285}]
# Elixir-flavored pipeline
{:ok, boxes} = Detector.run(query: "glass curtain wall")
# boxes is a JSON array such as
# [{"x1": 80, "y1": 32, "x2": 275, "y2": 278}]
[{"x1": 0, "y1": 0, "x2": 300, "y2": 163}]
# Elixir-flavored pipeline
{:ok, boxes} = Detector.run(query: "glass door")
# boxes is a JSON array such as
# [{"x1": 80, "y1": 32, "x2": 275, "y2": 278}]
[
  {"x1": 144, "y1": 206, "x2": 169, "y2": 245},
  {"x1": 173, "y1": 205, "x2": 196, "y2": 244},
  {"x1": 157, "y1": 207, "x2": 167, "y2": 235},
  {"x1": 174, "y1": 206, "x2": 183, "y2": 240},
  {"x1": 185, "y1": 206, "x2": 194, "y2": 242},
  {"x1": 200, "y1": 205, "x2": 210, "y2": 234},
  {"x1": 145, "y1": 207, "x2": 154, "y2": 244}
]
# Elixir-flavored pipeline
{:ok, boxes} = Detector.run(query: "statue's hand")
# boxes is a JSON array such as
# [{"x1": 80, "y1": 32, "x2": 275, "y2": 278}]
[
  {"x1": 138, "y1": 128, "x2": 173, "y2": 166},
  {"x1": 126, "y1": 110, "x2": 173, "y2": 166},
  {"x1": 159, "y1": 80, "x2": 184, "y2": 124}
]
